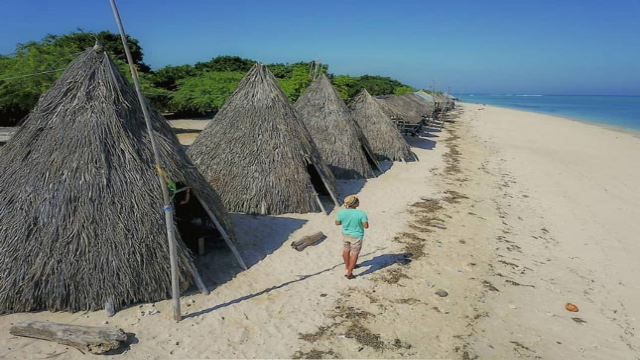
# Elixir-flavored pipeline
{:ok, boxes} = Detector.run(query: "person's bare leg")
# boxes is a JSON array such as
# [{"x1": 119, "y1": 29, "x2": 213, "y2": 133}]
[
  {"x1": 343, "y1": 249, "x2": 351, "y2": 271},
  {"x1": 346, "y1": 253, "x2": 359, "y2": 277}
]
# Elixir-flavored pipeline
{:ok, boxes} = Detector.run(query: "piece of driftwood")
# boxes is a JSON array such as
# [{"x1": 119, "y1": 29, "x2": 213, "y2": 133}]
[
  {"x1": 9, "y1": 321, "x2": 127, "y2": 354},
  {"x1": 291, "y1": 231, "x2": 326, "y2": 251}
]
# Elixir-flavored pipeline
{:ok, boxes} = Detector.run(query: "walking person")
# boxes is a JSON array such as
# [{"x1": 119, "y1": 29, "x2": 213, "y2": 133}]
[{"x1": 335, "y1": 195, "x2": 369, "y2": 279}]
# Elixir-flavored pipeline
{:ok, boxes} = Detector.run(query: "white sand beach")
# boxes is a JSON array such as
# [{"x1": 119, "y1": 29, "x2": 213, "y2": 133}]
[{"x1": 1, "y1": 103, "x2": 639, "y2": 359}]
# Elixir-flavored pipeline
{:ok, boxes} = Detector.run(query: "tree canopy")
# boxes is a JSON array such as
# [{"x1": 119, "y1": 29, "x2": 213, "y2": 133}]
[
  {"x1": 0, "y1": 30, "x2": 150, "y2": 125},
  {"x1": 0, "y1": 30, "x2": 418, "y2": 123}
]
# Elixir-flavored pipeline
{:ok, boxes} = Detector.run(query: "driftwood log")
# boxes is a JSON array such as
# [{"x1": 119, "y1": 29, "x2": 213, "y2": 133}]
[
  {"x1": 9, "y1": 321, "x2": 127, "y2": 354},
  {"x1": 291, "y1": 231, "x2": 326, "y2": 251}
]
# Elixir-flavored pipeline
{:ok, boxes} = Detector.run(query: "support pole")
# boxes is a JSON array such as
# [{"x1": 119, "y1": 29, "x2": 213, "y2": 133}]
[
  {"x1": 195, "y1": 196, "x2": 248, "y2": 270},
  {"x1": 312, "y1": 163, "x2": 340, "y2": 208},
  {"x1": 313, "y1": 191, "x2": 327, "y2": 214},
  {"x1": 109, "y1": 0, "x2": 181, "y2": 322}
]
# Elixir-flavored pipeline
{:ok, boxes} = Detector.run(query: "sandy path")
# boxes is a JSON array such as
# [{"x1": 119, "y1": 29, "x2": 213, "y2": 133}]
[{"x1": 2, "y1": 110, "x2": 488, "y2": 358}]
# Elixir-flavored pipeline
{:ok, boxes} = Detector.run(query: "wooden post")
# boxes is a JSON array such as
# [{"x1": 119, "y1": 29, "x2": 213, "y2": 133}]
[
  {"x1": 189, "y1": 262, "x2": 210, "y2": 295},
  {"x1": 195, "y1": 195, "x2": 248, "y2": 270},
  {"x1": 10, "y1": 321, "x2": 127, "y2": 355},
  {"x1": 312, "y1": 163, "x2": 340, "y2": 208},
  {"x1": 313, "y1": 191, "x2": 327, "y2": 214},
  {"x1": 110, "y1": 0, "x2": 181, "y2": 321}
]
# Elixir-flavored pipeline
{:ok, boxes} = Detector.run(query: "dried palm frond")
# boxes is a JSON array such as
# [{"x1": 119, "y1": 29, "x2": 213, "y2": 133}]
[
  {"x1": 0, "y1": 48, "x2": 235, "y2": 313},
  {"x1": 188, "y1": 63, "x2": 338, "y2": 215}
]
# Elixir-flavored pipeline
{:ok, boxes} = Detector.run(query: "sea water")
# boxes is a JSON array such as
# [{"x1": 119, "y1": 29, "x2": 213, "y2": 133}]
[{"x1": 456, "y1": 94, "x2": 640, "y2": 132}]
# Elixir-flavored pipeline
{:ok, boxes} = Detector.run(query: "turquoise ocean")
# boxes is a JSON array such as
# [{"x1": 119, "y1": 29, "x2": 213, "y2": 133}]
[{"x1": 456, "y1": 94, "x2": 640, "y2": 132}]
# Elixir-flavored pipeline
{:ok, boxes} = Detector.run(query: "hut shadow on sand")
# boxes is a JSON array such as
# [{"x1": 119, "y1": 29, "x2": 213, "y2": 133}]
[
  {"x1": 193, "y1": 214, "x2": 308, "y2": 292},
  {"x1": 337, "y1": 179, "x2": 367, "y2": 199},
  {"x1": 184, "y1": 247, "x2": 387, "y2": 318},
  {"x1": 423, "y1": 125, "x2": 442, "y2": 135},
  {"x1": 405, "y1": 135, "x2": 436, "y2": 150}
]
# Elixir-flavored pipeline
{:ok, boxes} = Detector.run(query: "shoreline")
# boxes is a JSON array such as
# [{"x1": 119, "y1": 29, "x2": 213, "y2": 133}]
[
  {"x1": 459, "y1": 103, "x2": 640, "y2": 358},
  {"x1": 460, "y1": 100, "x2": 640, "y2": 136}
]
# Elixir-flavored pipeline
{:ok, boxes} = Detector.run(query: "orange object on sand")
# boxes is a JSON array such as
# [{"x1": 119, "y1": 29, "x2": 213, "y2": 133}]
[{"x1": 565, "y1": 303, "x2": 579, "y2": 312}]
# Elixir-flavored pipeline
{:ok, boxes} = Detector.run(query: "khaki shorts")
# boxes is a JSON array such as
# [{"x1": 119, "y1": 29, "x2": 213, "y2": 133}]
[{"x1": 343, "y1": 235, "x2": 363, "y2": 255}]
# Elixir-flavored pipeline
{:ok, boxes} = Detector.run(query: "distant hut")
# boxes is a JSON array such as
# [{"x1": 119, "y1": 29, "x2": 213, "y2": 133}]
[
  {"x1": 401, "y1": 93, "x2": 435, "y2": 119},
  {"x1": 375, "y1": 94, "x2": 425, "y2": 124},
  {"x1": 188, "y1": 63, "x2": 339, "y2": 215},
  {"x1": 295, "y1": 74, "x2": 380, "y2": 179},
  {"x1": 0, "y1": 48, "x2": 237, "y2": 313},
  {"x1": 348, "y1": 89, "x2": 416, "y2": 162},
  {"x1": 413, "y1": 91, "x2": 435, "y2": 107}
]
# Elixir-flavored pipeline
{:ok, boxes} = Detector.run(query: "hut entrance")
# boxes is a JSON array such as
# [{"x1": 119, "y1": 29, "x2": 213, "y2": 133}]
[
  {"x1": 173, "y1": 184, "x2": 222, "y2": 255},
  {"x1": 361, "y1": 146, "x2": 382, "y2": 174},
  {"x1": 307, "y1": 164, "x2": 330, "y2": 196}
]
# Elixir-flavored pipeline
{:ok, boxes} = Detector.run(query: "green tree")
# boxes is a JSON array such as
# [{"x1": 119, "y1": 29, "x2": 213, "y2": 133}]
[
  {"x1": 331, "y1": 75, "x2": 358, "y2": 100},
  {"x1": 273, "y1": 61, "x2": 328, "y2": 102},
  {"x1": 194, "y1": 56, "x2": 255, "y2": 73},
  {"x1": 169, "y1": 72, "x2": 245, "y2": 114},
  {"x1": 278, "y1": 65, "x2": 313, "y2": 101},
  {"x1": 149, "y1": 64, "x2": 197, "y2": 91},
  {"x1": 0, "y1": 30, "x2": 149, "y2": 125},
  {"x1": 393, "y1": 85, "x2": 416, "y2": 95}
]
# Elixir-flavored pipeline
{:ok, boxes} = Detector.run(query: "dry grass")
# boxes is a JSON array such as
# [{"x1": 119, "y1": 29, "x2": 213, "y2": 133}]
[
  {"x1": 376, "y1": 94, "x2": 431, "y2": 124},
  {"x1": 348, "y1": 89, "x2": 417, "y2": 162},
  {"x1": 292, "y1": 349, "x2": 341, "y2": 359},
  {"x1": 295, "y1": 75, "x2": 378, "y2": 179},
  {"x1": 188, "y1": 64, "x2": 339, "y2": 215},
  {"x1": 0, "y1": 48, "x2": 236, "y2": 312},
  {"x1": 393, "y1": 232, "x2": 427, "y2": 260}
]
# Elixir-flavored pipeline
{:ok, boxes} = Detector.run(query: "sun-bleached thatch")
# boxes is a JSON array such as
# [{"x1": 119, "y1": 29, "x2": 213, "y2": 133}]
[
  {"x1": 295, "y1": 74, "x2": 380, "y2": 179},
  {"x1": 375, "y1": 94, "x2": 426, "y2": 124},
  {"x1": 188, "y1": 63, "x2": 339, "y2": 215},
  {"x1": 348, "y1": 89, "x2": 416, "y2": 162},
  {"x1": 0, "y1": 48, "x2": 236, "y2": 313},
  {"x1": 402, "y1": 93, "x2": 435, "y2": 118},
  {"x1": 414, "y1": 91, "x2": 435, "y2": 104}
]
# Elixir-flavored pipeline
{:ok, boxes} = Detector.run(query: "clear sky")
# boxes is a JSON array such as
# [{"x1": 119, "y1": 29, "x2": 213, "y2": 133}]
[{"x1": 1, "y1": 0, "x2": 639, "y2": 95}]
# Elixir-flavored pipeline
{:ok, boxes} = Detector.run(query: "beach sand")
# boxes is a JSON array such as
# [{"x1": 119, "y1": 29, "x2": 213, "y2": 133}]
[{"x1": 1, "y1": 104, "x2": 639, "y2": 359}]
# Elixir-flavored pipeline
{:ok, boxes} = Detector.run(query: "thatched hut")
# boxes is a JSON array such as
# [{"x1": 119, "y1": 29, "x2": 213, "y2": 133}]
[
  {"x1": 401, "y1": 93, "x2": 435, "y2": 119},
  {"x1": 295, "y1": 74, "x2": 380, "y2": 179},
  {"x1": 188, "y1": 63, "x2": 339, "y2": 215},
  {"x1": 348, "y1": 89, "x2": 416, "y2": 162},
  {"x1": 375, "y1": 94, "x2": 422, "y2": 124},
  {"x1": 414, "y1": 91, "x2": 435, "y2": 105},
  {"x1": 0, "y1": 48, "x2": 236, "y2": 313}
]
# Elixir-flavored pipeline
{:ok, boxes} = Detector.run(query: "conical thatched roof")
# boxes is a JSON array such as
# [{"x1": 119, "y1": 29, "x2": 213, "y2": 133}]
[
  {"x1": 414, "y1": 91, "x2": 435, "y2": 103},
  {"x1": 188, "y1": 63, "x2": 339, "y2": 215},
  {"x1": 295, "y1": 74, "x2": 379, "y2": 179},
  {"x1": 348, "y1": 89, "x2": 416, "y2": 162},
  {"x1": 402, "y1": 93, "x2": 435, "y2": 117},
  {"x1": 375, "y1": 94, "x2": 423, "y2": 124},
  {"x1": 0, "y1": 48, "x2": 236, "y2": 313}
]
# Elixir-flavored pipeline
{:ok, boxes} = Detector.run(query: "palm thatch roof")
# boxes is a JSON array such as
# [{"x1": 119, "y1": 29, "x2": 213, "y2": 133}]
[
  {"x1": 0, "y1": 48, "x2": 236, "y2": 313},
  {"x1": 188, "y1": 63, "x2": 339, "y2": 215},
  {"x1": 402, "y1": 93, "x2": 435, "y2": 117},
  {"x1": 348, "y1": 89, "x2": 416, "y2": 162},
  {"x1": 295, "y1": 74, "x2": 379, "y2": 179},
  {"x1": 414, "y1": 91, "x2": 435, "y2": 103},
  {"x1": 375, "y1": 94, "x2": 421, "y2": 124}
]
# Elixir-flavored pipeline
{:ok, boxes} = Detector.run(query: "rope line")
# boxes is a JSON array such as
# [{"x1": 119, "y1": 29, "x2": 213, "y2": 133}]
[{"x1": 0, "y1": 68, "x2": 66, "y2": 81}]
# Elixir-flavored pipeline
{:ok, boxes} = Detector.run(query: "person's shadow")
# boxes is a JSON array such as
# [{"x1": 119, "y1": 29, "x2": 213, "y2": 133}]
[{"x1": 356, "y1": 252, "x2": 412, "y2": 277}]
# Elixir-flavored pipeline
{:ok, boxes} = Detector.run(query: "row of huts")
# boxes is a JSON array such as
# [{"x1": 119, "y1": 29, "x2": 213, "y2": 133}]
[{"x1": 0, "y1": 47, "x2": 453, "y2": 313}]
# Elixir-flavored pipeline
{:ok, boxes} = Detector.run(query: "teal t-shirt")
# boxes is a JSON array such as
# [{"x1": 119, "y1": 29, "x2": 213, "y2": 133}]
[{"x1": 336, "y1": 208, "x2": 368, "y2": 239}]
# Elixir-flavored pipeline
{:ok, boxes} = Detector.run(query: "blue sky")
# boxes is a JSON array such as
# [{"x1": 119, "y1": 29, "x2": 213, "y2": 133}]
[{"x1": 1, "y1": 0, "x2": 639, "y2": 95}]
